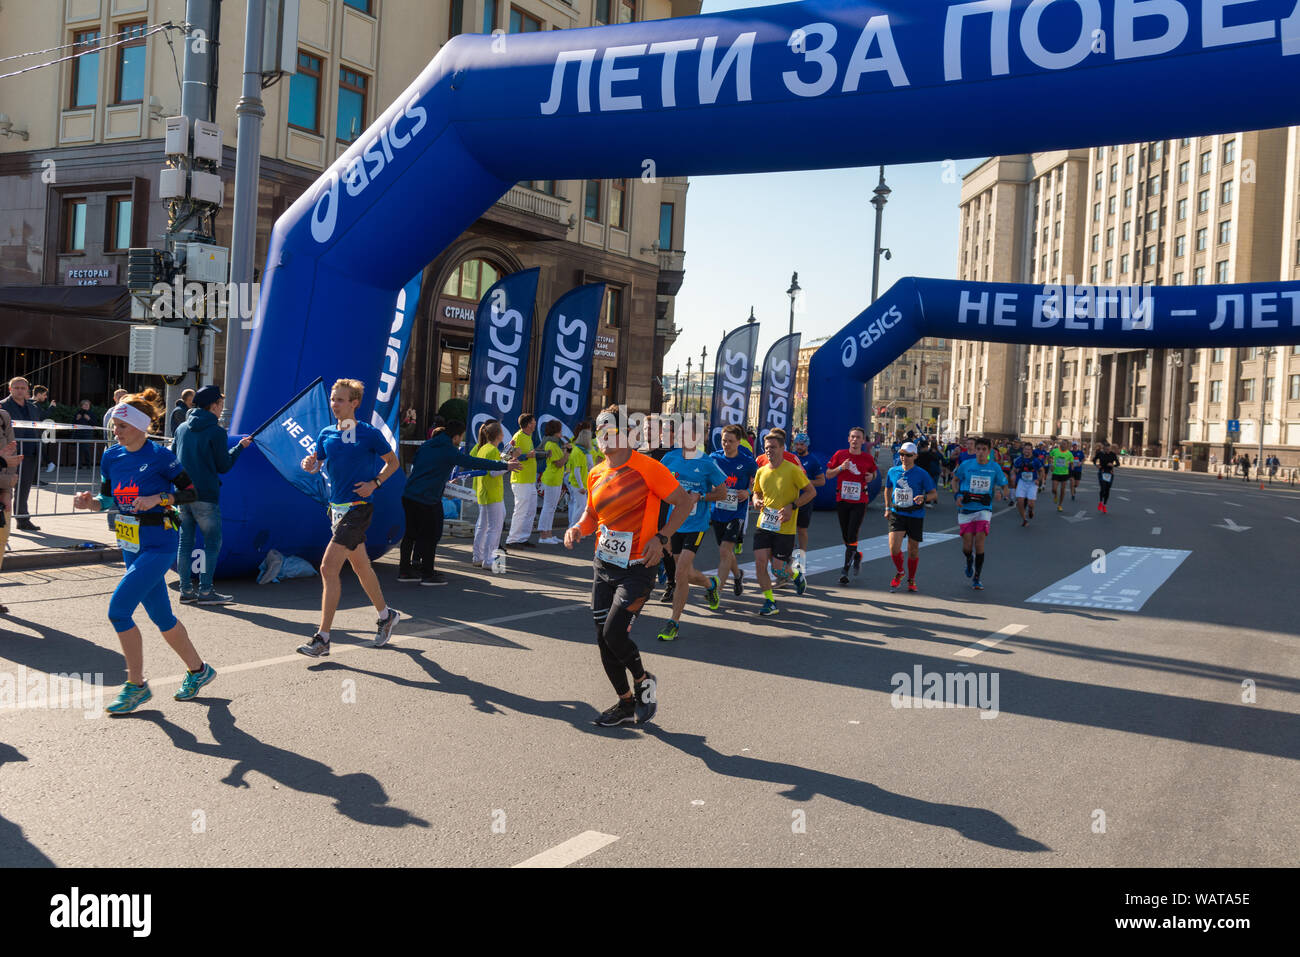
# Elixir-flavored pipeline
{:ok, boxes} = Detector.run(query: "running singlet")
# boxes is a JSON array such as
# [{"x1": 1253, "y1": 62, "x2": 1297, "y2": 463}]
[
  {"x1": 885, "y1": 465, "x2": 936, "y2": 514},
  {"x1": 953, "y1": 459, "x2": 1009, "y2": 512},
  {"x1": 1049, "y1": 449, "x2": 1074, "y2": 476},
  {"x1": 316, "y1": 422, "x2": 390, "y2": 505},
  {"x1": 709, "y1": 448, "x2": 758, "y2": 517},
  {"x1": 579, "y1": 451, "x2": 681, "y2": 563},
  {"x1": 660, "y1": 449, "x2": 727, "y2": 534},
  {"x1": 100, "y1": 441, "x2": 188, "y2": 550},
  {"x1": 827, "y1": 449, "x2": 876, "y2": 502},
  {"x1": 1013, "y1": 455, "x2": 1040, "y2": 484}
]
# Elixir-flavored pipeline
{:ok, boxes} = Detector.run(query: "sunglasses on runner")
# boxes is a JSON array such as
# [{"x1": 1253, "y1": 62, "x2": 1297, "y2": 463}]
[{"x1": 900, "y1": 452, "x2": 916, "y2": 458}]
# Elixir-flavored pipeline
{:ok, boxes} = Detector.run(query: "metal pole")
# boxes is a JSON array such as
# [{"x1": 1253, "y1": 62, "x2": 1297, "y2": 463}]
[
  {"x1": 222, "y1": 0, "x2": 267, "y2": 426},
  {"x1": 700, "y1": 345, "x2": 708, "y2": 419},
  {"x1": 870, "y1": 166, "x2": 890, "y2": 303},
  {"x1": 1258, "y1": 347, "x2": 1272, "y2": 478}
]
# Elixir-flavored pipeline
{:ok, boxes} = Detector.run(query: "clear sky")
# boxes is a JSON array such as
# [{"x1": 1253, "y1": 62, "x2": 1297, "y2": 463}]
[{"x1": 662, "y1": 0, "x2": 983, "y2": 378}]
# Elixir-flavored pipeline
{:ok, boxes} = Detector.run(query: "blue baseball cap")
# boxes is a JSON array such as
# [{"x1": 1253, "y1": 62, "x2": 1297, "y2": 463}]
[{"x1": 793, "y1": 432, "x2": 810, "y2": 445}]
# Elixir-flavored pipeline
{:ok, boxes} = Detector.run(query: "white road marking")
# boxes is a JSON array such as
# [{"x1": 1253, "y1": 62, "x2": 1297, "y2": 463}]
[
  {"x1": 1216, "y1": 517, "x2": 1251, "y2": 532},
  {"x1": 1225, "y1": 501, "x2": 1243, "y2": 508},
  {"x1": 1287, "y1": 517, "x2": 1300, "y2": 524},
  {"x1": 954, "y1": 623, "x2": 1026, "y2": 659},
  {"x1": 513, "y1": 831, "x2": 619, "y2": 868},
  {"x1": 1144, "y1": 508, "x2": 1155, "y2": 514},
  {"x1": 1026, "y1": 546, "x2": 1192, "y2": 612},
  {"x1": 1118, "y1": 496, "x2": 1131, "y2": 501},
  {"x1": 703, "y1": 533, "x2": 957, "y2": 580},
  {"x1": 1151, "y1": 527, "x2": 1161, "y2": 535}
]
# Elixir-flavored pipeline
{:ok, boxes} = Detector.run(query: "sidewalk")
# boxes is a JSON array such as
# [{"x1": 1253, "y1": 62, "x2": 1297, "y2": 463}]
[{"x1": 1117, "y1": 456, "x2": 1300, "y2": 493}]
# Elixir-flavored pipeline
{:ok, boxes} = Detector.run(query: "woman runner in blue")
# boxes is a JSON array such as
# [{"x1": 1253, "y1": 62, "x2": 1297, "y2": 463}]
[{"x1": 73, "y1": 389, "x2": 216, "y2": 714}]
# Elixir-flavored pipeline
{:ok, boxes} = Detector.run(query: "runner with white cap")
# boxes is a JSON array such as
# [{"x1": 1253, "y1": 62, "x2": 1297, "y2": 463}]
[{"x1": 883, "y1": 441, "x2": 938, "y2": 593}]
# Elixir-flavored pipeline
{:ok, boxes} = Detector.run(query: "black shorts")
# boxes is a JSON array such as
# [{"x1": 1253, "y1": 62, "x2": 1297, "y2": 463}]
[
  {"x1": 887, "y1": 511, "x2": 925, "y2": 542},
  {"x1": 670, "y1": 529, "x2": 706, "y2": 554},
  {"x1": 795, "y1": 504, "x2": 813, "y2": 529},
  {"x1": 1070, "y1": 468, "x2": 1083, "y2": 479},
  {"x1": 753, "y1": 530, "x2": 795, "y2": 561},
  {"x1": 329, "y1": 502, "x2": 373, "y2": 549},
  {"x1": 1051, "y1": 473, "x2": 1070, "y2": 483},
  {"x1": 712, "y1": 517, "x2": 743, "y2": 544}
]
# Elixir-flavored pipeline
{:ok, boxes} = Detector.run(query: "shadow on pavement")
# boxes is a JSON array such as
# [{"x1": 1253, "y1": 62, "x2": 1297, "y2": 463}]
[
  {"x1": 0, "y1": 615, "x2": 126, "y2": 683},
  {"x1": 132, "y1": 699, "x2": 430, "y2": 829},
  {"x1": 0, "y1": 742, "x2": 56, "y2": 866},
  {"x1": 647, "y1": 727, "x2": 1051, "y2": 854}
]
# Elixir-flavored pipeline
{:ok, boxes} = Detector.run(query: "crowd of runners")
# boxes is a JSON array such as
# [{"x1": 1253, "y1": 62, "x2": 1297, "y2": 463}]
[{"x1": 68, "y1": 378, "x2": 1124, "y2": 726}]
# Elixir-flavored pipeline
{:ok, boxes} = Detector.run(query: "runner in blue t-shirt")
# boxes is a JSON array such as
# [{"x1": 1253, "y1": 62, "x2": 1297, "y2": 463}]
[
  {"x1": 884, "y1": 442, "x2": 938, "y2": 593},
  {"x1": 791, "y1": 432, "x2": 825, "y2": 555},
  {"x1": 1069, "y1": 442, "x2": 1085, "y2": 500},
  {"x1": 1013, "y1": 442, "x2": 1045, "y2": 526},
  {"x1": 72, "y1": 389, "x2": 216, "y2": 714},
  {"x1": 953, "y1": 437, "x2": 1010, "y2": 590},
  {"x1": 655, "y1": 442, "x2": 728, "y2": 641},
  {"x1": 297, "y1": 379, "x2": 402, "y2": 659},
  {"x1": 709, "y1": 425, "x2": 758, "y2": 596}
]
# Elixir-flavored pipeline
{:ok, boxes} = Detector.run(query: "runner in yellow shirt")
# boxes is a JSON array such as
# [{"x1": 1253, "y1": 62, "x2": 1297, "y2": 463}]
[{"x1": 751, "y1": 428, "x2": 815, "y2": 617}]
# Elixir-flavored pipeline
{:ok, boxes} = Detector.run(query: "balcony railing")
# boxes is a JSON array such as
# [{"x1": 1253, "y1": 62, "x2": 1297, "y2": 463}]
[{"x1": 495, "y1": 184, "x2": 570, "y2": 224}]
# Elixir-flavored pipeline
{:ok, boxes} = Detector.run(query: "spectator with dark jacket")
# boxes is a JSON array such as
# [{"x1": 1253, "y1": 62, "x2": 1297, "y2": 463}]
[
  {"x1": 170, "y1": 389, "x2": 195, "y2": 437},
  {"x1": 173, "y1": 385, "x2": 251, "y2": 605},
  {"x1": 74, "y1": 399, "x2": 96, "y2": 467},
  {"x1": 399, "y1": 420, "x2": 517, "y2": 586},
  {"x1": 1, "y1": 377, "x2": 41, "y2": 531}
]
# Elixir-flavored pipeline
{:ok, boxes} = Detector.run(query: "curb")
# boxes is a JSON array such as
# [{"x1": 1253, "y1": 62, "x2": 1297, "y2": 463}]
[{"x1": 4, "y1": 547, "x2": 122, "y2": 571}]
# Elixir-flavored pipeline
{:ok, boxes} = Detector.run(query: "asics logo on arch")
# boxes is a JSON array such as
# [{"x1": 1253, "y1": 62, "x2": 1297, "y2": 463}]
[{"x1": 310, "y1": 93, "x2": 429, "y2": 244}]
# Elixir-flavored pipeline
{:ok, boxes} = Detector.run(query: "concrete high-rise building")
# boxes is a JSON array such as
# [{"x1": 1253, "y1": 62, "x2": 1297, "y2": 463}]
[
  {"x1": 0, "y1": 0, "x2": 696, "y2": 423},
  {"x1": 951, "y1": 130, "x2": 1300, "y2": 464}
]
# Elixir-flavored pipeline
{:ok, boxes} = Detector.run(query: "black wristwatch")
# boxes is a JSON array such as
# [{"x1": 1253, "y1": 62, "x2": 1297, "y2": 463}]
[{"x1": 655, "y1": 533, "x2": 668, "y2": 546}]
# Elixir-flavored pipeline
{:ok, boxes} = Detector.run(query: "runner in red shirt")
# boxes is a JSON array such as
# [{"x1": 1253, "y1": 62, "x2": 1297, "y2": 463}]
[{"x1": 825, "y1": 426, "x2": 878, "y2": 584}]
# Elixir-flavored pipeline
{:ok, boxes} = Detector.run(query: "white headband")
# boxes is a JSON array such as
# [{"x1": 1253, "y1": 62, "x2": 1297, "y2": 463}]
[{"x1": 110, "y1": 403, "x2": 152, "y2": 433}]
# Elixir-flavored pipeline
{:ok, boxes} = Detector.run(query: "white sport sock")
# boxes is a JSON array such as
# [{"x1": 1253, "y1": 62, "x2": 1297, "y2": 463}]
[
  {"x1": 318, "y1": 630, "x2": 330, "y2": 641},
  {"x1": 376, "y1": 606, "x2": 389, "y2": 620}
]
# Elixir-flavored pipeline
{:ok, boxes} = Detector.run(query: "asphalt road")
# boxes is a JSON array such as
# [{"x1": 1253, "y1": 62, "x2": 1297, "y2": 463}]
[{"x1": 1, "y1": 464, "x2": 1297, "y2": 867}]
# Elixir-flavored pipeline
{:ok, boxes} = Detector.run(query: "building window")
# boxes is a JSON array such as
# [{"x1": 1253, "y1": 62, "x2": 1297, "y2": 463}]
[
  {"x1": 1110, "y1": 163, "x2": 1118, "y2": 183},
  {"x1": 1108, "y1": 195, "x2": 1117, "y2": 215},
  {"x1": 603, "y1": 286, "x2": 623, "y2": 328},
  {"x1": 343, "y1": 0, "x2": 373, "y2": 12},
  {"x1": 609, "y1": 178, "x2": 627, "y2": 229},
  {"x1": 1124, "y1": 187, "x2": 1133, "y2": 208},
  {"x1": 106, "y1": 196, "x2": 133, "y2": 252},
  {"x1": 1218, "y1": 220, "x2": 1231, "y2": 245},
  {"x1": 1106, "y1": 226, "x2": 1114, "y2": 247},
  {"x1": 1096, "y1": 146, "x2": 1105, "y2": 159},
  {"x1": 1153, "y1": 141, "x2": 1164, "y2": 160},
  {"x1": 1093, "y1": 202, "x2": 1101, "y2": 222},
  {"x1": 1177, "y1": 198, "x2": 1187, "y2": 220},
  {"x1": 442, "y1": 258, "x2": 501, "y2": 301},
  {"x1": 1120, "y1": 253, "x2": 1130, "y2": 272},
  {"x1": 1240, "y1": 379, "x2": 1255, "y2": 402},
  {"x1": 337, "y1": 68, "x2": 368, "y2": 143},
  {"x1": 1199, "y1": 151, "x2": 1212, "y2": 174},
  {"x1": 1265, "y1": 376, "x2": 1274, "y2": 401},
  {"x1": 1289, "y1": 374, "x2": 1300, "y2": 400},
  {"x1": 1095, "y1": 172, "x2": 1102, "y2": 191},
  {"x1": 584, "y1": 180, "x2": 602, "y2": 222},
  {"x1": 1122, "y1": 221, "x2": 1131, "y2": 241},
  {"x1": 63, "y1": 198, "x2": 88, "y2": 253},
  {"x1": 619, "y1": 0, "x2": 636, "y2": 23},
  {"x1": 71, "y1": 29, "x2": 100, "y2": 108},
  {"x1": 1194, "y1": 266, "x2": 1206, "y2": 284},
  {"x1": 450, "y1": 0, "x2": 464, "y2": 36},
  {"x1": 1178, "y1": 160, "x2": 1189, "y2": 183},
  {"x1": 1148, "y1": 176, "x2": 1160, "y2": 196},
  {"x1": 1198, "y1": 188, "x2": 1210, "y2": 212},
  {"x1": 1223, "y1": 139, "x2": 1236, "y2": 165},
  {"x1": 1195, "y1": 228, "x2": 1208, "y2": 251},
  {"x1": 509, "y1": 6, "x2": 541, "y2": 31},
  {"x1": 438, "y1": 348, "x2": 471, "y2": 408},
  {"x1": 1135, "y1": 386, "x2": 1146, "y2": 407},
  {"x1": 288, "y1": 52, "x2": 321, "y2": 133},
  {"x1": 595, "y1": 0, "x2": 611, "y2": 24},
  {"x1": 1221, "y1": 180, "x2": 1233, "y2": 205},
  {"x1": 483, "y1": 0, "x2": 498, "y2": 31},
  {"x1": 1091, "y1": 234, "x2": 1100, "y2": 253},
  {"x1": 1105, "y1": 259, "x2": 1114, "y2": 279},
  {"x1": 114, "y1": 22, "x2": 147, "y2": 104},
  {"x1": 1188, "y1": 381, "x2": 1198, "y2": 402},
  {"x1": 1173, "y1": 271, "x2": 1183, "y2": 284},
  {"x1": 1145, "y1": 245, "x2": 1157, "y2": 266},
  {"x1": 1209, "y1": 380, "x2": 1222, "y2": 403},
  {"x1": 1175, "y1": 236, "x2": 1186, "y2": 257},
  {"x1": 1216, "y1": 260, "x2": 1229, "y2": 282},
  {"x1": 1147, "y1": 210, "x2": 1160, "y2": 231},
  {"x1": 658, "y1": 203, "x2": 674, "y2": 250},
  {"x1": 526, "y1": 180, "x2": 555, "y2": 194},
  {"x1": 1126, "y1": 154, "x2": 1135, "y2": 175}
]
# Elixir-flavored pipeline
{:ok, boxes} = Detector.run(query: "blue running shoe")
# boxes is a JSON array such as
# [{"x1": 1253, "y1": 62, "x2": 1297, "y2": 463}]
[
  {"x1": 972, "y1": 578, "x2": 984, "y2": 590},
  {"x1": 106, "y1": 681, "x2": 152, "y2": 715},
  {"x1": 174, "y1": 662, "x2": 216, "y2": 700},
  {"x1": 759, "y1": 598, "x2": 779, "y2": 617},
  {"x1": 794, "y1": 571, "x2": 807, "y2": 596}
]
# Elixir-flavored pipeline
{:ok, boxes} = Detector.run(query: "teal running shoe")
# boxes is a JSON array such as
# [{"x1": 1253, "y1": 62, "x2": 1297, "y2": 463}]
[
  {"x1": 106, "y1": 681, "x2": 152, "y2": 715},
  {"x1": 174, "y1": 662, "x2": 217, "y2": 700}
]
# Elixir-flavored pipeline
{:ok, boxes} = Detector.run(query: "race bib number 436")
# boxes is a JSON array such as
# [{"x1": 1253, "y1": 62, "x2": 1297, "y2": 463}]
[{"x1": 596, "y1": 525, "x2": 633, "y2": 567}]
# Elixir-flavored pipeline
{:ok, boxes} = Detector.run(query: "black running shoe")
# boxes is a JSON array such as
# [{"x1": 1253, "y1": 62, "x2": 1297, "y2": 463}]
[
  {"x1": 732, "y1": 572, "x2": 744, "y2": 597},
  {"x1": 593, "y1": 698, "x2": 636, "y2": 726},
  {"x1": 397, "y1": 567, "x2": 420, "y2": 582},
  {"x1": 852, "y1": 550, "x2": 862, "y2": 575},
  {"x1": 297, "y1": 633, "x2": 330, "y2": 658},
  {"x1": 838, "y1": 572, "x2": 850, "y2": 585},
  {"x1": 420, "y1": 571, "x2": 447, "y2": 586},
  {"x1": 634, "y1": 672, "x2": 658, "y2": 724},
  {"x1": 659, "y1": 582, "x2": 675, "y2": 604},
  {"x1": 374, "y1": 609, "x2": 399, "y2": 647}
]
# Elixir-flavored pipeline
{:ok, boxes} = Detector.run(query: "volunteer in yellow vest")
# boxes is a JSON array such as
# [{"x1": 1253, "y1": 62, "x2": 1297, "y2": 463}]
[
  {"x1": 751, "y1": 428, "x2": 815, "y2": 617},
  {"x1": 536, "y1": 419, "x2": 569, "y2": 544},
  {"x1": 471, "y1": 419, "x2": 509, "y2": 569},
  {"x1": 566, "y1": 422, "x2": 594, "y2": 528},
  {"x1": 505, "y1": 413, "x2": 543, "y2": 548}
]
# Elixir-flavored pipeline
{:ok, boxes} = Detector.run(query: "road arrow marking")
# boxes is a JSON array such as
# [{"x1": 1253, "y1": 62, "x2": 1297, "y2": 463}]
[
  {"x1": 1216, "y1": 517, "x2": 1251, "y2": 532},
  {"x1": 1151, "y1": 527, "x2": 1161, "y2": 535},
  {"x1": 1062, "y1": 510, "x2": 1091, "y2": 523},
  {"x1": 1287, "y1": 517, "x2": 1300, "y2": 524}
]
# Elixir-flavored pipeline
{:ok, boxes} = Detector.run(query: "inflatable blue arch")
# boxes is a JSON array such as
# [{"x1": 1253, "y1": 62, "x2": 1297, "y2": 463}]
[{"x1": 218, "y1": 0, "x2": 1300, "y2": 574}]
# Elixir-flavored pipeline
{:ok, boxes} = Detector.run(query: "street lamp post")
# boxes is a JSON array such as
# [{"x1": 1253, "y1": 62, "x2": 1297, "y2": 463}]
[
  {"x1": 685, "y1": 357, "x2": 693, "y2": 414},
  {"x1": 1163, "y1": 350, "x2": 1184, "y2": 466},
  {"x1": 699, "y1": 345, "x2": 708, "y2": 417},
  {"x1": 1258, "y1": 346, "x2": 1276, "y2": 476},
  {"x1": 870, "y1": 166, "x2": 892, "y2": 302},
  {"x1": 786, "y1": 272, "x2": 801, "y2": 337},
  {"x1": 673, "y1": 366, "x2": 680, "y2": 414},
  {"x1": 1086, "y1": 365, "x2": 1103, "y2": 454}
]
